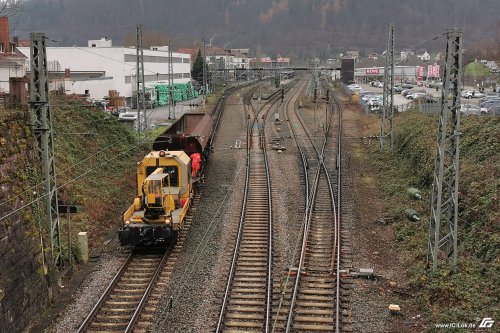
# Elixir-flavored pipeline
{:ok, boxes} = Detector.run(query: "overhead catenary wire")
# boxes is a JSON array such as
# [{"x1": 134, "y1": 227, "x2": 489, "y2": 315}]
[
  {"x1": 0, "y1": 137, "x2": 132, "y2": 209},
  {"x1": 0, "y1": 135, "x2": 151, "y2": 223},
  {"x1": 54, "y1": 44, "x2": 163, "y2": 76},
  {"x1": 1, "y1": 88, "x2": 179, "y2": 210}
]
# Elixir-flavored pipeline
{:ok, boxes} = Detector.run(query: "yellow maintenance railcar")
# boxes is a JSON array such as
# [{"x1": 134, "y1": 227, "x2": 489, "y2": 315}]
[{"x1": 118, "y1": 150, "x2": 193, "y2": 246}]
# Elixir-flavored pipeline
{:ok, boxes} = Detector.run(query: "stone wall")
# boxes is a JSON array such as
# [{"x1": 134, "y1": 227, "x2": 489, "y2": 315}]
[{"x1": 0, "y1": 111, "x2": 57, "y2": 332}]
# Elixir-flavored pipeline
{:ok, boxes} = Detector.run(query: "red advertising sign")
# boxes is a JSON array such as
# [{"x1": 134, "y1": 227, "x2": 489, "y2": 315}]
[
  {"x1": 417, "y1": 66, "x2": 425, "y2": 81},
  {"x1": 366, "y1": 68, "x2": 380, "y2": 75},
  {"x1": 427, "y1": 64, "x2": 440, "y2": 78},
  {"x1": 260, "y1": 57, "x2": 272, "y2": 63},
  {"x1": 432, "y1": 64, "x2": 440, "y2": 78}
]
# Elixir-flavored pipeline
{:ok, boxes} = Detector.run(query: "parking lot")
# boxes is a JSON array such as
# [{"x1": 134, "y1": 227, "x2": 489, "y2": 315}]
[
  {"x1": 347, "y1": 82, "x2": 500, "y2": 115},
  {"x1": 357, "y1": 83, "x2": 482, "y2": 106}
]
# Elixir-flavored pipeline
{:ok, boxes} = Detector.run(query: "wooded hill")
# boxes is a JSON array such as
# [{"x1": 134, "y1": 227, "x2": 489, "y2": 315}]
[{"x1": 15, "y1": 0, "x2": 500, "y2": 59}]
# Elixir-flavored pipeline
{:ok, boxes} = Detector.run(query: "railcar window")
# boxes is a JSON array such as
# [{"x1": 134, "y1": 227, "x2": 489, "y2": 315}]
[{"x1": 145, "y1": 166, "x2": 179, "y2": 186}]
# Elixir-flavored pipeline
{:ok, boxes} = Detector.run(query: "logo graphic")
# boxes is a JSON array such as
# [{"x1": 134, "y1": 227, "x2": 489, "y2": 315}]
[{"x1": 479, "y1": 318, "x2": 495, "y2": 328}]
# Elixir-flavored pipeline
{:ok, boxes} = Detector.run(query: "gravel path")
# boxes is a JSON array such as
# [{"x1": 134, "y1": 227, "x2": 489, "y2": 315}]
[{"x1": 338, "y1": 89, "x2": 424, "y2": 333}]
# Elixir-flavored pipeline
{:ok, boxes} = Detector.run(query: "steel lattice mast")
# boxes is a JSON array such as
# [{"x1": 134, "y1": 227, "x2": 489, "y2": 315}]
[
  {"x1": 380, "y1": 23, "x2": 394, "y2": 150},
  {"x1": 168, "y1": 43, "x2": 175, "y2": 119},
  {"x1": 136, "y1": 24, "x2": 146, "y2": 136},
  {"x1": 29, "y1": 32, "x2": 62, "y2": 265},
  {"x1": 427, "y1": 29, "x2": 463, "y2": 271}
]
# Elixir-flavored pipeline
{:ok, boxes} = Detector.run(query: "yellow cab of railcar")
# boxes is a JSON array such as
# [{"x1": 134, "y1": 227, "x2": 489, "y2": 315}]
[{"x1": 119, "y1": 150, "x2": 192, "y2": 246}]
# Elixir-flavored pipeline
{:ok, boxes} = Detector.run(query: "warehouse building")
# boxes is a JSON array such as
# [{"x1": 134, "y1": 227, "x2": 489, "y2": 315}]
[{"x1": 18, "y1": 38, "x2": 191, "y2": 104}]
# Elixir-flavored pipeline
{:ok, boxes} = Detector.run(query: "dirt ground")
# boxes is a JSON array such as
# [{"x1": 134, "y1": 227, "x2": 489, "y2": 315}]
[{"x1": 341, "y1": 100, "x2": 426, "y2": 333}]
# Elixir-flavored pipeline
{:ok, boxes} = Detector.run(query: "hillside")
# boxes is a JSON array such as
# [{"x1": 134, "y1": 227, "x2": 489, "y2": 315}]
[
  {"x1": 14, "y1": 0, "x2": 500, "y2": 59},
  {"x1": 368, "y1": 111, "x2": 499, "y2": 327},
  {"x1": 50, "y1": 96, "x2": 146, "y2": 249}
]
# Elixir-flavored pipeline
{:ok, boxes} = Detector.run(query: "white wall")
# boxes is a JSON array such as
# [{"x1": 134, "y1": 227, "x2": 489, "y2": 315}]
[
  {"x1": 0, "y1": 58, "x2": 27, "y2": 93},
  {"x1": 18, "y1": 46, "x2": 191, "y2": 99}
]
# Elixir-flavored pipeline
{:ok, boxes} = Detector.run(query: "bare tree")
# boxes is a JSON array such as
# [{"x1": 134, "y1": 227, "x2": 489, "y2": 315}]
[{"x1": 0, "y1": 0, "x2": 23, "y2": 16}]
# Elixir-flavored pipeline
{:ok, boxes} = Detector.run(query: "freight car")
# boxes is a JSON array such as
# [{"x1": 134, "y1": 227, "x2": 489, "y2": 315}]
[{"x1": 153, "y1": 112, "x2": 213, "y2": 181}]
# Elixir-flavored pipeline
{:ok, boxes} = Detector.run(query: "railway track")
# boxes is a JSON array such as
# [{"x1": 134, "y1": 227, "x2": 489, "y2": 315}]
[
  {"x1": 216, "y1": 80, "x2": 301, "y2": 332},
  {"x1": 271, "y1": 77, "x2": 345, "y2": 332},
  {"x1": 216, "y1": 88, "x2": 274, "y2": 332},
  {"x1": 77, "y1": 248, "x2": 169, "y2": 333},
  {"x1": 78, "y1": 83, "x2": 251, "y2": 333}
]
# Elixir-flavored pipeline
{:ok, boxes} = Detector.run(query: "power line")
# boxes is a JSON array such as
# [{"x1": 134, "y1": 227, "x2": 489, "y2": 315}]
[
  {"x1": 0, "y1": 139, "x2": 128, "y2": 209},
  {"x1": 0, "y1": 135, "x2": 150, "y2": 223}
]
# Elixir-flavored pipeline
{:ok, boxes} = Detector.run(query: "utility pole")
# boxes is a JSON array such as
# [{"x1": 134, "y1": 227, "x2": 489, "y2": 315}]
[
  {"x1": 168, "y1": 42, "x2": 175, "y2": 120},
  {"x1": 136, "y1": 24, "x2": 146, "y2": 137},
  {"x1": 202, "y1": 38, "x2": 207, "y2": 100},
  {"x1": 29, "y1": 32, "x2": 62, "y2": 265},
  {"x1": 381, "y1": 23, "x2": 394, "y2": 150},
  {"x1": 427, "y1": 28, "x2": 463, "y2": 271}
]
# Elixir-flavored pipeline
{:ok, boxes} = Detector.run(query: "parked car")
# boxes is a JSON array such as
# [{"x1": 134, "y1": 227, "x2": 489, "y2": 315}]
[
  {"x1": 486, "y1": 105, "x2": 500, "y2": 115},
  {"x1": 461, "y1": 90, "x2": 485, "y2": 99},
  {"x1": 367, "y1": 98, "x2": 382, "y2": 106},
  {"x1": 112, "y1": 106, "x2": 131, "y2": 116},
  {"x1": 401, "y1": 83, "x2": 413, "y2": 89},
  {"x1": 423, "y1": 94, "x2": 438, "y2": 103},
  {"x1": 361, "y1": 94, "x2": 376, "y2": 102},
  {"x1": 359, "y1": 90, "x2": 374, "y2": 96},
  {"x1": 347, "y1": 84, "x2": 362, "y2": 90},
  {"x1": 407, "y1": 92, "x2": 426, "y2": 100},
  {"x1": 369, "y1": 104, "x2": 381, "y2": 113},
  {"x1": 393, "y1": 85, "x2": 403, "y2": 93},
  {"x1": 460, "y1": 104, "x2": 487, "y2": 115},
  {"x1": 401, "y1": 89, "x2": 414, "y2": 97},
  {"x1": 427, "y1": 81, "x2": 443, "y2": 88}
]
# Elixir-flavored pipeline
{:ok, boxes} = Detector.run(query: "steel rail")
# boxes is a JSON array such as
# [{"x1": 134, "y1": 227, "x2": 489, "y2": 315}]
[
  {"x1": 216, "y1": 81, "x2": 289, "y2": 332},
  {"x1": 215, "y1": 88, "x2": 265, "y2": 332},
  {"x1": 77, "y1": 249, "x2": 169, "y2": 333},
  {"x1": 125, "y1": 247, "x2": 172, "y2": 332},
  {"x1": 282, "y1": 78, "x2": 340, "y2": 333},
  {"x1": 77, "y1": 251, "x2": 134, "y2": 332}
]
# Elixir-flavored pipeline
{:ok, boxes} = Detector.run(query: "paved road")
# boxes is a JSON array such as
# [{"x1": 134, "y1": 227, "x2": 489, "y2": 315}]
[{"x1": 138, "y1": 96, "x2": 206, "y2": 128}]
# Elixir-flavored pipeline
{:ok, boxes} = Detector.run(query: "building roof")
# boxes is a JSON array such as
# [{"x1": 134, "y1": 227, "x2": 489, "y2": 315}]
[
  {"x1": 177, "y1": 48, "x2": 200, "y2": 62},
  {"x1": 17, "y1": 40, "x2": 31, "y2": 47},
  {"x1": 206, "y1": 46, "x2": 231, "y2": 56},
  {"x1": 0, "y1": 48, "x2": 27, "y2": 64}
]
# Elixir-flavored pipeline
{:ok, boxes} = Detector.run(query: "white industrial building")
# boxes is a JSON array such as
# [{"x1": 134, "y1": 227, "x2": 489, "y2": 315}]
[
  {"x1": 205, "y1": 47, "x2": 251, "y2": 70},
  {"x1": 18, "y1": 38, "x2": 191, "y2": 103}
]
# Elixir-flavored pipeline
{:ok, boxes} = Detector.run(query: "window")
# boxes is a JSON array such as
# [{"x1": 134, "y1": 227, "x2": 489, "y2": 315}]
[
  {"x1": 91, "y1": 44, "x2": 96, "y2": 47},
  {"x1": 124, "y1": 54, "x2": 184, "y2": 63},
  {"x1": 145, "y1": 166, "x2": 179, "y2": 186}
]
